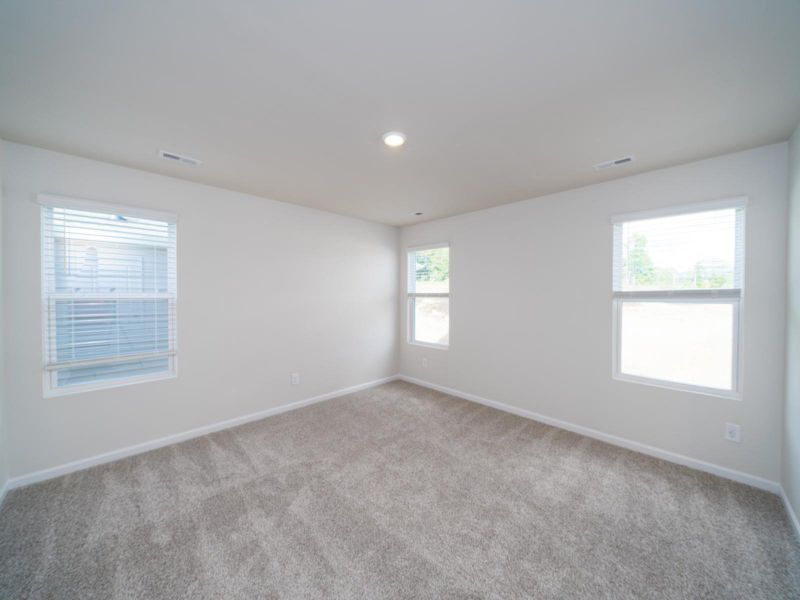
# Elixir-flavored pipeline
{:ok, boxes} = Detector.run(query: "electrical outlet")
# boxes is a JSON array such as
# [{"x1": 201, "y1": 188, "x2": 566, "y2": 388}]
[
  {"x1": 290, "y1": 372, "x2": 300, "y2": 385},
  {"x1": 724, "y1": 422, "x2": 741, "y2": 443},
  {"x1": 421, "y1": 358, "x2": 428, "y2": 368}
]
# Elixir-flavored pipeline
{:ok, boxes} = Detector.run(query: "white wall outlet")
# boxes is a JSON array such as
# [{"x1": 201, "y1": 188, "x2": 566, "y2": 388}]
[
  {"x1": 421, "y1": 358, "x2": 428, "y2": 368},
  {"x1": 290, "y1": 372, "x2": 300, "y2": 385},
  {"x1": 724, "y1": 422, "x2": 741, "y2": 443}
]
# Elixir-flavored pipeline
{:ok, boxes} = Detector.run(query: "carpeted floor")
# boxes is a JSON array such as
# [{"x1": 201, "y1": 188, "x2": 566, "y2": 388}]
[{"x1": 0, "y1": 381, "x2": 798, "y2": 599}]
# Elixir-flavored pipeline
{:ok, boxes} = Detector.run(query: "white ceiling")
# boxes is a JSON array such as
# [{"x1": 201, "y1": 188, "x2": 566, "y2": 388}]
[{"x1": 1, "y1": 1, "x2": 799, "y2": 226}]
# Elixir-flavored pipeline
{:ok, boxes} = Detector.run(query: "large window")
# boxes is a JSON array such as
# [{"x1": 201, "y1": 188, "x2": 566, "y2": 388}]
[
  {"x1": 612, "y1": 199, "x2": 745, "y2": 398},
  {"x1": 41, "y1": 196, "x2": 177, "y2": 395},
  {"x1": 407, "y1": 244, "x2": 449, "y2": 348}
]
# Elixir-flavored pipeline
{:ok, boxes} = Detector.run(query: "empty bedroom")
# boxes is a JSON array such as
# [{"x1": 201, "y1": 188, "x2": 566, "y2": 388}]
[{"x1": 1, "y1": 1, "x2": 800, "y2": 598}]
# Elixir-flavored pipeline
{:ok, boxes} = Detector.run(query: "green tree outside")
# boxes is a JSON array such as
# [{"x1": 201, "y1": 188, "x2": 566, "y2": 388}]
[
  {"x1": 415, "y1": 248, "x2": 449, "y2": 284},
  {"x1": 624, "y1": 233, "x2": 655, "y2": 287},
  {"x1": 625, "y1": 233, "x2": 732, "y2": 289}
]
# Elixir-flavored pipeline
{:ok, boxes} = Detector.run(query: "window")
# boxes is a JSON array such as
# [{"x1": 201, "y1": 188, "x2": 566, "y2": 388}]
[
  {"x1": 41, "y1": 195, "x2": 177, "y2": 395},
  {"x1": 612, "y1": 199, "x2": 745, "y2": 398},
  {"x1": 407, "y1": 244, "x2": 449, "y2": 348}
]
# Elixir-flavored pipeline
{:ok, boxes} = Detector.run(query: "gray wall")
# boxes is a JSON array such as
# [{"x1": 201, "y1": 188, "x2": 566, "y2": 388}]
[
  {"x1": 2, "y1": 141, "x2": 399, "y2": 478},
  {"x1": 0, "y1": 141, "x2": 7, "y2": 492},
  {"x1": 785, "y1": 125, "x2": 800, "y2": 518},
  {"x1": 401, "y1": 143, "x2": 789, "y2": 483}
]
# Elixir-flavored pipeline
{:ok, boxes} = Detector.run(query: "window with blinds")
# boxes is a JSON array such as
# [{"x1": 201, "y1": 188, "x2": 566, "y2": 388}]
[
  {"x1": 407, "y1": 244, "x2": 449, "y2": 347},
  {"x1": 41, "y1": 196, "x2": 177, "y2": 394},
  {"x1": 612, "y1": 199, "x2": 745, "y2": 398}
]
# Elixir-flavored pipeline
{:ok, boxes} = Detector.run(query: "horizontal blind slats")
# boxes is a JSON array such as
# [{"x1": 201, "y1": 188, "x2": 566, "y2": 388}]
[
  {"x1": 42, "y1": 203, "x2": 177, "y2": 382},
  {"x1": 46, "y1": 351, "x2": 176, "y2": 371},
  {"x1": 613, "y1": 206, "x2": 743, "y2": 293}
]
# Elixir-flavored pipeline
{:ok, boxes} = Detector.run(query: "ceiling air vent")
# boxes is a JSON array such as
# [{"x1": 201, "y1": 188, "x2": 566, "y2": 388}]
[
  {"x1": 594, "y1": 155, "x2": 634, "y2": 171},
  {"x1": 159, "y1": 149, "x2": 202, "y2": 167}
]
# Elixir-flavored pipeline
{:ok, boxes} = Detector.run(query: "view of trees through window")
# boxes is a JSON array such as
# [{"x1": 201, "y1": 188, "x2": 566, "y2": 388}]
[
  {"x1": 614, "y1": 205, "x2": 742, "y2": 394},
  {"x1": 409, "y1": 246, "x2": 449, "y2": 346},
  {"x1": 412, "y1": 246, "x2": 449, "y2": 294},
  {"x1": 619, "y1": 208, "x2": 737, "y2": 292},
  {"x1": 623, "y1": 232, "x2": 733, "y2": 290}
]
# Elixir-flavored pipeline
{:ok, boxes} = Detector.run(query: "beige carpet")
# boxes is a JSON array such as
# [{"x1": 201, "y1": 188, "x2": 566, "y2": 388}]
[{"x1": 0, "y1": 380, "x2": 798, "y2": 599}]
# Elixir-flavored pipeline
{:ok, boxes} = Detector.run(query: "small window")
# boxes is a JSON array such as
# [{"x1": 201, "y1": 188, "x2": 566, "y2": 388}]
[
  {"x1": 612, "y1": 199, "x2": 745, "y2": 398},
  {"x1": 41, "y1": 196, "x2": 177, "y2": 395},
  {"x1": 407, "y1": 244, "x2": 449, "y2": 348}
]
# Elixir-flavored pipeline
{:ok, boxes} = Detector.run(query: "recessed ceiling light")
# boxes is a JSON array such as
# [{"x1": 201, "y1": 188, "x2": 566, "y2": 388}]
[{"x1": 382, "y1": 131, "x2": 406, "y2": 148}]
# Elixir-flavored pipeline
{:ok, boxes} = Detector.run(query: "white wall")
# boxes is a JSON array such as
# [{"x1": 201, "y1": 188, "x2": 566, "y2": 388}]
[
  {"x1": 0, "y1": 140, "x2": 8, "y2": 492},
  {"x1": 785, "y1": 125, "x2": 800, "y2": 515},
  {"x1": 1, "y1": 138, "x2": 791, "y2": 488},
  {"x1": 2, "y1": 141, "x2": 399, "y2": 479},
  {"x1": 401, "y1": 143, "x2": 788, "y2": 483}
]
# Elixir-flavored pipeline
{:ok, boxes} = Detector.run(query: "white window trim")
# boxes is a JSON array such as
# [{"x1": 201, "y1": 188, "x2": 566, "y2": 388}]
[
  {"x1": 36, "y1": 193, "x2": 178, "y2": 223},
  {"x1": 610, "y1": 197, "x2": 747, "y2": 225},
  {"x1": 42, "y1": 365, "x2": 177, "y2": 398},
  {"x1": 40, "y1": 194, "x2": 178, "y2": 397},
  {"x1": 611, "y1": 197, "x2": 746, "y2": 400},
  {"x1": 407, "y1": 242, "x2": 450, "y2": 349}
]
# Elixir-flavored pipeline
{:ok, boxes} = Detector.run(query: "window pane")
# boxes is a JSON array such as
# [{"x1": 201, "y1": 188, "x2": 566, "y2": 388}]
[
  {"x1": 617, "y1": 208, "x2": 739, "y2": 291},
  {"x1": 619, "y1": 301, "x2": 734, "y2": 390},
  {"x1": 409, "y1": 247, "x2": 449, "y2": 293},
  {"x1": 43, "y1": 204, "x2": 177, "y2": 392},
  {"x1": 413, "y1": 297, "x2": 449, "y2": 346}
]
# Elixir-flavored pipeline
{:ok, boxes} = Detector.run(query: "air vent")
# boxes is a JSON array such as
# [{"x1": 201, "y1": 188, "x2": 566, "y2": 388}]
[
  {"x1": 594, "y1": 155, "x2": 634, "y2": 171},
  {"x1": 159, "y1": 149, "x2": 202, "y2": 167}
]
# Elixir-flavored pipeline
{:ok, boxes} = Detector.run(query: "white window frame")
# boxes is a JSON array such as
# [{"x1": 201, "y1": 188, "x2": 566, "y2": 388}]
[
  {"x1": 407, "y1": 242, "x2": 450, "y2": 349},
  {"x1": 40, "y1": 194, "x2": 178, "y2": 397},
  {"x1": 611, "y1": 198, "x2": 746, "y2": 400}
]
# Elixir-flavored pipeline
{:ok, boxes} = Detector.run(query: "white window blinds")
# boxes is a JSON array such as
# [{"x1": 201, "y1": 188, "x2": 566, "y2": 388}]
[
  {"x1": 41, "y1": 197, "x2": 177, "y2": 393},
  {"x1": 613, "y1": 204, "x2": 744, "y2": 294}
]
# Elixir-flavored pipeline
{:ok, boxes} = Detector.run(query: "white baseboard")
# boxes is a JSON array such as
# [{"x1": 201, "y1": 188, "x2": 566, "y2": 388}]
[
  {"x1": 4, "y1": 373, "x2": 789, "y2": 519},
  {"x1": 5, "y1": 374, "x2": 400, "y2": 494},
  {"x1": 0, "y1": 479, "x2": 9, "y2": 507},
  {"x1": 781, "y1": 486, "x2": 800, "y2": 540},
  {"x1": 398, "y1": 375, "x2": 782, "y2": 495}
]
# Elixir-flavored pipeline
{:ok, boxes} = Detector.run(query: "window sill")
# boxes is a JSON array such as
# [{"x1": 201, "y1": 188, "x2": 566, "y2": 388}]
[
  {"x1": 44, "y1": 371, "x2": 177, "y2": 398},
  {"x1": 408, "y1": 340, "x2": 449, "y2": 351},
  {"x1": 612, "y1": 373, "x2": 741, "y2": 401}
]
